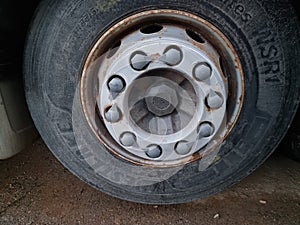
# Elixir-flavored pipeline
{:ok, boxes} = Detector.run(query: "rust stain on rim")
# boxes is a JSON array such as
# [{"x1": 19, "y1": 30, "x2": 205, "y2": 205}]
[{"x1": 80, "y1": 9, "x2": 245, "y2": 167}]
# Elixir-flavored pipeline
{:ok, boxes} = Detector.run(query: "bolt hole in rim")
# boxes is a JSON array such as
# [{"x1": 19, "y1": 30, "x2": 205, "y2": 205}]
[{"x1": 81, "y1": 10, "x2": 244, "y2": 167}]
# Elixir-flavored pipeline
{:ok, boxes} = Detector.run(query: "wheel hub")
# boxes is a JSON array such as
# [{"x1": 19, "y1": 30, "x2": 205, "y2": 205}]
[
  {"x1": 80, "y1": 10, "x2": 244, "y2": 166},
  {"x1": 97, "y1": 24, "x2": 227, "y2": 161},
  {"x1": 145, "y1": 82, "x2": 178, "y2": 117}
]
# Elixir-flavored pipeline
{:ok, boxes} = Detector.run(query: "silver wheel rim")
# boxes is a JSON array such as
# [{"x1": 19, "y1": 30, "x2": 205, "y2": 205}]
[{"x1": 81, "y1": 10, "x2": 244, "y2": 167}]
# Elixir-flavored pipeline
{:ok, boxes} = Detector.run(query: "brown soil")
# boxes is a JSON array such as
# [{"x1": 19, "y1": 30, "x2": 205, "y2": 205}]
[{"x1": 0, "y1": 139, "x2": 299, "y2": 225}]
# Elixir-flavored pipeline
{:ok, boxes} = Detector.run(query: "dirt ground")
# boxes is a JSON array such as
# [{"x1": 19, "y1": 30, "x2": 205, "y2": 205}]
[{"x1": 0, "y1": 139, "x2": 299, "y2": 225}]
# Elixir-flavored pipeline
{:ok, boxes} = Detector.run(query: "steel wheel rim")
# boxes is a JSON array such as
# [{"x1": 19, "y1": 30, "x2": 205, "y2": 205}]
[{"x1": 80, "y1": 9, "x2": 244, "y2": 167}]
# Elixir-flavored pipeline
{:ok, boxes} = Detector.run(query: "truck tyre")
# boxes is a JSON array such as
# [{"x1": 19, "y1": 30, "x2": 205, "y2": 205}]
[{"x1": 24, "y1": 0, "x2": 300, "y2": 204}]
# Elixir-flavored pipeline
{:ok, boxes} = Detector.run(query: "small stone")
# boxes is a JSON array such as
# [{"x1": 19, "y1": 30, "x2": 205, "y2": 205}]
[
  {"x1": 259, "y1": 200, "x2": 267, "y2": 204},
  {"x1": 213, "y1": 213, "x2": 220, "y2": 219}
]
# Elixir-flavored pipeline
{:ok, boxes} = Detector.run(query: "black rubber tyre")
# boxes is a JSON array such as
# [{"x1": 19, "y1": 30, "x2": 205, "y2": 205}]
[
  {"x1": 284, "y1": 109, "x2": 300, "y2": 161},
  {"x1": 24, "y1": 0, "x2": 300, "y2": 204}
]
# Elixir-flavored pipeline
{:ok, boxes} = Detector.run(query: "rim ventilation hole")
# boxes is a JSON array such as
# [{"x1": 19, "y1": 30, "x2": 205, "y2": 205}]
[
  {"x1": 107, "y1": 40, "x2": 121, "y2": 58},
  {"x1": 140, "y1": 24, "x2": 163, "y2": 34},
  {"x1": 186, "y1": 29, "x2": 205, "y2": 44}
]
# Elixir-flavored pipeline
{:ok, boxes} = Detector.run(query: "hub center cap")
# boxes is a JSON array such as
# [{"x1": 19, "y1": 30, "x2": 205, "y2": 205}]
[{"x1": 145, "y1": 82, "x2": 178, "y2": 117}]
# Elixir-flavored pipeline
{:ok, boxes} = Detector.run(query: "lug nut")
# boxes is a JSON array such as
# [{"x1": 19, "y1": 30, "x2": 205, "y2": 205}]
[
  {"x1": 146, "y1": 145, "x2": 162, "y2": 158},
  {"x1": 193, "y1": 63, "x2": 212, "y2": 81},
  {"x1": 198, "y1": 122, "x2": 214, "y2": 138},
  {"x1": 206, "y1": 90, "x2": 224, "y2": 109},
  {"x1": 105, "y1": 105, "x2": 121, "y2": 123},
  {"x1": 108, "y1": 76, "x2": 125, "y2": 93},
  {"x1": 120, "y1": 132, "x2": 136, "y2": 147},
  {"x1": 130, "y1": 52, "x2": 151, "y2": 70},
  {"x1": 161, "y1": 46, "x2": 182, "y2": 66},
  {"x1": 175, "y1": 141, "x2": 192, "y2": 155}
]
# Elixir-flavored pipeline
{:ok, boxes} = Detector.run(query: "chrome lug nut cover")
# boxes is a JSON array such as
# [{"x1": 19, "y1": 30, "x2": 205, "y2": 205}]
[
  {"x1": 198, "y1": 122, "x2": 214, "y2": 138},
  {"x1": 108, "y1": 76, "x2": 125, "y2": 93},
  {"x1": 206, "y1": 90, "x2": 224, "y2": 109},
  {"x1": 175, "y1": 141, "x2": 192, "y2": 155},
  {"x1": 105, "y1": 105, "x2": 122, "y2": 123},
  {"x1": 146, "y1": 145, "x2": 162, "y2": 158},
  {"x1": 130, "y1": 52, "x2": 151, "y2": 70},
  {"x1": 161, "y1": 47, "x2": 183, "y2": 66},
  {"x1": 193, "y1": 63, "x2": 212, "y2": 81},
  {"x1": 120, "y1": 132, "x2": 136, "y2": 147}
]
